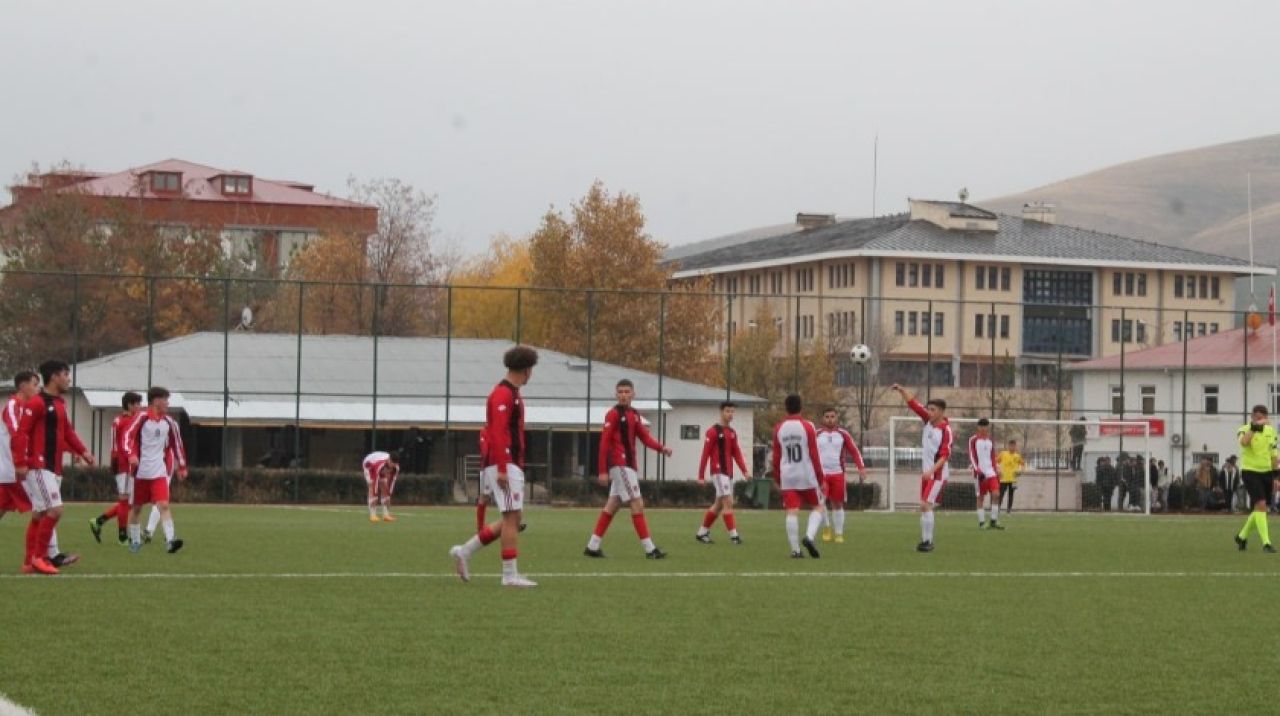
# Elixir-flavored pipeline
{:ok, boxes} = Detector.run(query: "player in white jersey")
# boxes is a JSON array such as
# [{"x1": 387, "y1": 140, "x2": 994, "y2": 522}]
[
  {"x1": 0, "y1": 372, "x2": 39, "y2": 522},
  {"x1": 123, "y1": 387, "x2": 187, "y2": 554},
  {"x1": 815, "y1": 408, "x2": 867, "y2": 543},
  {"x1": 892, "y1": 384, "x2": 954, "y2": 553},
  {"x1": 967, "y1": 418, "x2": 1004, "y2": 530},
  {"x1": 770, "y1": 394, "x2": 826, "y2": 558}
]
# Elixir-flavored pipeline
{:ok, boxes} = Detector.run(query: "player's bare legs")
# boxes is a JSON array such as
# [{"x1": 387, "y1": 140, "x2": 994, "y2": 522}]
[
  {"x1": 586, "y1": 492, "x2": 666, "y2": 558},
  {"x1": 366, "y1": 479, "x2": 380, "y2": 522}
]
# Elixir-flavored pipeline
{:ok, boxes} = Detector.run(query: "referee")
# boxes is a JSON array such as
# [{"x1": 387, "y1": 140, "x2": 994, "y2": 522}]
[{"x1": 1234, "y1": 404, "x2": 1279, "y2": 553}]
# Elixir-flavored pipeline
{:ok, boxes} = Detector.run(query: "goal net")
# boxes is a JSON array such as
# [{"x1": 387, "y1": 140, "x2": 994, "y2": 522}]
[{"x1": 886, "y1": 416, "x2": 1154, "y2": 514}]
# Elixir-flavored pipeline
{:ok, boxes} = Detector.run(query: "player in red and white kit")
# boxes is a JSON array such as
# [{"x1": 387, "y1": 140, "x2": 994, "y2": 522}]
[
  {"x1": 450, "y1": 346, "x2": 539, "y2": 588},
  {"x1": 362, "y1": 449, "x2": 401, "y2": 522},
  {"x1": 123, "y1": 386, "x2": 187, "y2": 554},
  {"x1": 90, "y1": 391, "x2": 143, "y2": 545},
  {"x1": 584, "y1": 379, "x2": 672, "y2": 559},
  {"x1": 771, "y1": 394, "x2": 826, "y2": 558},
  {"x1": 12, "y1": 360, "x2": 96, "y2": 575},
  {"x1": 816, "y1": 407, "x2": 867, "y2": 544},
  {"x1": 892, "y1": 384, "x2": 953, "y2": 553},
  {"x1": 968, "y1": 417, "x2": 1005, "y2": 530},
  {"x1": 695, "y1": 400, "x2": 749, "y2": 545},
  {"x1": 0, "y1": 372, "x2": 39, "y2": 525},
  {"x1": 474, "y1": 432, "x2": 526, "y2": 533}
]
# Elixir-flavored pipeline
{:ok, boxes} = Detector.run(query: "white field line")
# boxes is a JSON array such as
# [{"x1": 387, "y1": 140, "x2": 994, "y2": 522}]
[
  {"x1": 2, "y1": 570, "x2": 1280, "y2": 581},
  {"x1": 0, "y1": 692, "x2": 35, "y2": 716}
]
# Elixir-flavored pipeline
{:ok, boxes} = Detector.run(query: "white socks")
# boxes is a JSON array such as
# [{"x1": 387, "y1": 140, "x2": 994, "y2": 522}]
[
  {"x1": 146, "y1": 506, "x2": 161, "y2": 534},
  {"x1": 502, "y1": 559, "x2": 517, "y2": 581},
  {"x1": 921, "y1": 511, "x2": 935, "y2": 543},
  {"x1": 822, "y1": 509, "x2": 832, "y2": 528},
  {"x1": 461, "y1": 534, "x2": 484, "y2": 558},
  {"x1": 785, "y1": 514, "x2": 800, "y2": 551},
  {"x1": 832, "y1": 509, "x2": 846, "y2": 536},
  {"x1": 162, "y1": 518, "x2": 175, "y2": 542},
  {"x1": 640, "y1": 537, "x2": 656, "y2": 553},
  {"x1": 47, "y1": 528, "x2": 59, "y2": 558},
  {"x1": 977, "y1": 507, "x2": 986, "y2": 525},
  {"x1": 805, "y1": 511, "x2": 823, "y2": 541},
  {"x1": 587, "y1": 534, "x2": 603, "y2": 551},
  {"x1": 367, "y1": 497, "x2": 378, "y2": 516},
  {"x1": 991, "y1": 504, "x2": 1000, "y2": 523},
  {"x1": 380, "y1": 497, "x2": 391, "y2": 517},
  {"x1": 129, "y1": 524, "x2": 141, "y2": 545}
]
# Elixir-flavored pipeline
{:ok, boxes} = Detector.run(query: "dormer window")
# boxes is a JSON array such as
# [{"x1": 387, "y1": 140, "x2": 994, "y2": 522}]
[
  {"x1": 221, "y1": 175, "x2": 252, "y2": 196},
  {"x1": 150, "y1": 171, "x2": 181, "y2": 193}
]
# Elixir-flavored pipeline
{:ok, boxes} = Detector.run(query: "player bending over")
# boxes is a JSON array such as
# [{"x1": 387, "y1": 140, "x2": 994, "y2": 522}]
[
  {"x1": 968, "y1": 418, "x2": 1004, "y2": 530},
  {"x1": 583, "y1": 379, "x2": 672, "y2": 560},
  {"x1": 124, "y1": 387, "x2": 187, "y2": 554},
  {"x1": 91, "y1": 391, "x2": 142, "y2": 545},
  {"x1": 362, "y1": 449, "x2": 402, "y2": 523},
  {"x1": 771, "y1": 394, "x2": 826, "y2": 558},
  {"x1": 450, "y1": 346, "x2": 539, "y2": 588},
  {"x1": 816, "y1": 407, "x2": 866, "y2": 543},
  {"x1": 891, "y1": 384, "x2": 952, "y2": 553},
  {"x1": 695, "y1": 400, "x2": 749, "y2": 545}
]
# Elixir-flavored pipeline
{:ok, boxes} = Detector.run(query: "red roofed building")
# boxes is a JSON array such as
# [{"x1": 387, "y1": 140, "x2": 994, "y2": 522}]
[{"x1": 2, "y1": 159, "x2": 378, "y2": 272}]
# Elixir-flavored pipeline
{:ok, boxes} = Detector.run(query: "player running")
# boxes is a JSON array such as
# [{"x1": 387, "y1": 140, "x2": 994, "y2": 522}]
[
  {"x1": 90, "y1": 391, "x2": 143, "y2": 545},
  {"x1": 449, "y1": 346, "x2": 539, "y2": 588},
  {"x1": 695, "y1": 400, "x2": 749, "y2": 545},
  {"x1": 583, "y1": 379, "x2": 672, "y2": 560},
  {"x1": 968, "y1": 418, "x2": 1004, "y2": 530},
  {"x1": 891, "y1": 384, "x2": 953, "y2": 553},
  {"x1": 816, "y1": 407, "x2": 867, "y2": 544},
  {"x1": 362, "y1": 449, "x2": 402, "y2": 522},
  {"x1": 771, "y1": 394, "x2": 826, "y2": 558},
  {"x1": 0, "y1": 372, "x2": 39, "y2": 527},
  {"x1": 123, "y1": 387, "x2": 187, "y2": 554}
]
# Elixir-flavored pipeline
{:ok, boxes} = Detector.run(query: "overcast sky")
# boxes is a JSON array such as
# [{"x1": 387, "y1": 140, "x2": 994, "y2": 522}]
[{"x1": 3, "y1": 0, "x2": 1278, "y2": 254}]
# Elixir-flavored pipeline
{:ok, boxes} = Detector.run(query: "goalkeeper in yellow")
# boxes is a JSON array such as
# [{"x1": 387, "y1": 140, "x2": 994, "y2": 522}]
[{"x1": 996, "y1": 439, "x2": 1024, "y2": 514}]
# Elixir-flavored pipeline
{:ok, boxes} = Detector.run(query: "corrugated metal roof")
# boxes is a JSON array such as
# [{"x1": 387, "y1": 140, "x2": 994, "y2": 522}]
[
  {"x1": 1068, "y1": 324, "x2": 1279, "y2": 371},
  {"x1": 72, "y1": 333, "x2": 764, "y2": 424}
]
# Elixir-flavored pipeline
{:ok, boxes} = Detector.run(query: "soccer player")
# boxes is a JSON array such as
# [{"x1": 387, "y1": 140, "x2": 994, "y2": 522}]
[
  {"x1": 584, "y1": 379, "x2": 672, "y2": 559},
  {"x1": 123, "y1": 387, "x2": 187, "y2": 554},
  {"x1": 771, "y1": 394, "x2": 826, "y2": 558},
  {"x1": 0, "y1": 372, "x2": 38, "y2": 525},
  {"x1": 362, "y1": 449, "x2": 402, "y2": 522},
  {"x1": 475, "y1": 432, "x2": 526, "y2": 533},
  {"x1": 996, "y1": 439, "x2": 1023, "y2": 514},
  {"x1": 815, "y1": 407, "x2": 867, "y2": 543},
  {"x1": 12, "y1": 360, "x2": 96, "y2": 574},
  {"x1": 968, "y1": 418, "x2": 1004, "y2": 530},
  {"x1": 695, "y1": 400, "x2": 749, "y2": 545},
  {"x1": 90, "y1": 391, "x2": 143, "y2": 545},
  {"x1": 1234, "y1": 404, "x2": 1279, "y2": 553},
  {"x1": 449, "y1": 346, "x2": 538, "y2": 588},
  {"x1": 891, "y1": 384, "x2": 953, "y2": 553}
]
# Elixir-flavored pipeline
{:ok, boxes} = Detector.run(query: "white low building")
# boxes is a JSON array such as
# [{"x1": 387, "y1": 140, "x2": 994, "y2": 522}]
[
  {"x1": 1069, "y1": 323, "x2": 1280, "y2": 476},
  {"x1": 67, "y1": 333, "x2": 765, "y2": 482}
]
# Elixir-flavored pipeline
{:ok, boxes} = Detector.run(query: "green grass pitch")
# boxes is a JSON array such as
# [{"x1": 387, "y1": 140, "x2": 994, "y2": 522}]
[{"x1": 1, "y1": 503, "x2": 1277, "y2": 715}]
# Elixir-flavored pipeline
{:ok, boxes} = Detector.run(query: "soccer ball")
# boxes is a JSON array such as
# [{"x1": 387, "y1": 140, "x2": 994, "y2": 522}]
[{"x1": 849, "y1": 344, "x2": 872, "y2": 364}]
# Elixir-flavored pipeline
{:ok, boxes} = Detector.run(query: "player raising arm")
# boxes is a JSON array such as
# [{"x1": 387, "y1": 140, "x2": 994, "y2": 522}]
[{"x1": 891, "y1": 384, "x2": 952, "y2": 553}]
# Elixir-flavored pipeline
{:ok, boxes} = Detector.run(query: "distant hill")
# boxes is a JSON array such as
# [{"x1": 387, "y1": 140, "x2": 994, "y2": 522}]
[{"x1": 982, "y1": 134, "x2": 1280, "y2": 268}]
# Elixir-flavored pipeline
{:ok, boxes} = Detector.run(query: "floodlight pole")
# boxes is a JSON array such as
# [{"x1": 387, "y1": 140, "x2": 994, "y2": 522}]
[
  {"x1": 70, "y1": 273, "x2": 80, "y2": 426},
  {"x1": 294, "y1": 282, "x2": 304, "y2": 497},
  {"x1": 656, "y1": 293, "x2": 667, "y2": 491},
  {"x1": 147, "y1": 276, "x2": 156, "y2": 388},
  {"x1": 445, "y1": 286, "x2": 454, "y2": 484},
  {"x1": 724, "y1": 295, "x2": 734, "y2": 401},
  {"x1": 221, "y1": 277, "x2": 230, "y2": 501},
  {"x1": 371, "y1": 284, "x2": 381, "y2": 451}
]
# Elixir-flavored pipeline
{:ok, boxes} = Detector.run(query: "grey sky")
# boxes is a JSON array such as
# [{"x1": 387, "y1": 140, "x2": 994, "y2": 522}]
[{"x1": 3, "y1": 0, "x2": 1278, "y2": 254}]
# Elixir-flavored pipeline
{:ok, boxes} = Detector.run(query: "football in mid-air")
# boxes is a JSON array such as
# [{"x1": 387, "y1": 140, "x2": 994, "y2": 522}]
[{"x1": 849, "y1": 343, "x2": 872, "y2": 364}]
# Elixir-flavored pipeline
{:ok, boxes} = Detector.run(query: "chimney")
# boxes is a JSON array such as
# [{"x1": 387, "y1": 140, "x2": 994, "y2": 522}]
[
  {"x1": 1022, "y1": 202, "x2": 1056, "y2": 225},
  {"x1": 795, "y1": 212, "x2": 836, "y2": 230}
]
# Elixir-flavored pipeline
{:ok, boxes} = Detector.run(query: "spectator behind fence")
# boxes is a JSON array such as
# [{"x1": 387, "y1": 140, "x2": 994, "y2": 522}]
[
  {"x1": 1121, "y1": 455, "x2": 1144, "y2": 511},
  {"x1": 1096, "y1": 456, "x2": 1116, "y2": 511},
  {"x1": 1148, "y1": 457, "x2": 1162, "y2": 512},
  {"x1": 1070, "y1": 418, "x2": 1087, "y2": 471},
  {"x1": 1220, "y1": 456, "x2": 1243, "y2": 512},
  {"x1": 1191, "y1": 456, "x2": 1218, "y2": 511}
]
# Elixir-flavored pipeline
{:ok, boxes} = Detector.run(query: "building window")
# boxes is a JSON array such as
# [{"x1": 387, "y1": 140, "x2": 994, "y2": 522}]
[
  {"x1": 1023, "y1": 270, "x2": 1092, "y2": 305},
  {"x1": 1141, "y1": 385, "x2": 1156, "y2": 415},
  {"x1": 1124, "y1": 273, "x2": 1135, "y2": 296},
  {"x1": 908, "y1": 263, "x2": 919, "y2": 287},
  {"x1": 1136, "y1": 274, "x2": 1147, "y2": 297},
  {"x1": 222, "y1": 176, "x2": 251, "y2": 195},
  {"x1": 976, "y1": 267, "x2": 986, "y2": 290},
  {"x1": 934, "y1": 312, "x2": 944, "y2": 336},
  {"x1": 1186, "y1": 275, "x2": 1197, "y2": 299},
  {"x1": 1198, "y1": 322, "x2": 1207, "y2": 337},
  {"x1": 1199, "y1": 276, "x2": 1208, "y2": 300},
  {"x1": 1203, "y1": 385, "x2": 1219, "y2": 415},
  {"x1": 1173, "y1": 322, "x2": 1182, "y2": 341},
  {"x1": 827, "y1": 263, "x2": 854, "y2": 290},
  {"x1": 150, "y1": 172, "x2": 181, "y2": 192},
  {"x1": 975, "y1": 314, "x2": 984, "y2": 338},
  {"x1": 908, "y1": 312, "x2": 918, "y2": 336},
  {"x1": 895, "y1": 263, "x2": 905, "y2": 287},
  {"x1": 681, "y1": 425, "x2": 700, "y2": 440},
  {"x1": 1270, "y1": 383, "x2": 1280, "y2": 415},
  {"x1": 999, "y1": 314, "x2": 1010, "y2": 339},
  {"x1": 921, "y1": 264, "x2": 932, "y2": 288},
  {"x1": 894, "y1": 311, "x2": 904, "y2": 335},
  {"x1": 800, "y1": 314, "x2": 815, "y2": 339},
  {"x1": 1111, "y1": 385, "x2": 1124, "y2": 415},
  {"x1": 770, "y1": 272, "x2": 784, "y2": 295},
  {"x1": 1113, "y1": 273, "x2": 1122, "y2": 296},
  {"x1": 1210, "y1": 323, "x2": 1219, "y2": 334},
  {"x1": 1174, "y1": 276, "x2": 1184, "y2": 298},
  {"x1": 921, "y1": 311, "x2": 931, "y2": 336},
  {"x1": 1211, "y1": 277, "x2": 1221, "y2": 299},
  {"x1": 1000, "y1": 267, "x2": 1010, "y2": 291},
  {"x1": 1136, "y1": 321, "x2": 1146, "y2": 344},
  {"x1": 935, "y1": 264, "x2": 945, "y2": 288},
  {"x1": 1111, "y1": 319, "x2": 1120, "y2": 343}
]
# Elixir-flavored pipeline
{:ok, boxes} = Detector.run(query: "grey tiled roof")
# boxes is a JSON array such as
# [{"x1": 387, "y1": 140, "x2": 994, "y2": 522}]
[
  {"x1": 670, "y1": 213, "x2": 1259, "y2": 273},
  {"x1": 922, "y1": 200, "x2": 997, "y2": 219}
]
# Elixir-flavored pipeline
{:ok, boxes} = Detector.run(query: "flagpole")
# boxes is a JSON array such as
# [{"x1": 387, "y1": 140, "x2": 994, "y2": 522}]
[{"x1": 1248, "y1": 173, "x2": 1255, "y2": 297}]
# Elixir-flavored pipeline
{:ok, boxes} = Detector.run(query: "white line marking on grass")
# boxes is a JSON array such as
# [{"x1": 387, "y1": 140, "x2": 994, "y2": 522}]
[
  {"x1": 0, "y1": 692, "x2": 36, "y2": 716},
  {"x1": 4, "y1": 570, "x2": 1280, "y2": 581}
]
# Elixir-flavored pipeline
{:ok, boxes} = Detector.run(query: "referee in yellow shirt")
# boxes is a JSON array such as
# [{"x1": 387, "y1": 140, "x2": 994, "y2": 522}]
[
  {"x1": 996, "y1": 439, "x2": 1024, "y2": 513},
  {"x1": 1235, "y1": 404, "x2": 1279, "y2": 553}
]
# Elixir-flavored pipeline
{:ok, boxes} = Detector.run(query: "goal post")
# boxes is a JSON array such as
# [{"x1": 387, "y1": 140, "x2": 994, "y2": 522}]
[{"x1": 886, "y1": 416, "x2": 1153, "y2": 514}]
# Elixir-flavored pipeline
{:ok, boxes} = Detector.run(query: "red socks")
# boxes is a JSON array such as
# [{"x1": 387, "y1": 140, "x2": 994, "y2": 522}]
[
  {"x1": 116, "y1": 499, "x2": 130, "y2": 529},
  {"x1": 724, "y1": 513, "x2": 737, "y2": 532},
  {"x1": 25, "y1": 518, "x2": 38, "y2": 563},
  {"x1": 36, "y1": 515, "x2": 57, "y2": 558},
  {"x1": 500, "y1": 548, "x2": 517, "y2": 561},
  {"x1": 593, "y1": 512, "x2": 614, "y2": 538},
  {"x1": 702, "y1": 510, "x2": 718, "y2": 529},
  {"x1": 478, "y1": 525, "x2": 498, "y2": 546},
  {"x1": 475, "y1": 500, "x2": 487, "y2": 532},
  {"x1": 631, "y1": 514, "x2": 650, "y2": 540}
]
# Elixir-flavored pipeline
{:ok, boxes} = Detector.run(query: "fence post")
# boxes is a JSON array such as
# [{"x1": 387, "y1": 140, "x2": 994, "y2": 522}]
[
  {"x1": 1180, "y1": 309, "x2": 1190, "y2": 478},
  {"x1": 147, "y1": 276, "x2": 156, "y2": 387},
  {"x1": 926, "y1": 299, "x2": 933, "y2": 400},
  {"x1": 294, "y1": 282, "x2": 304, "y2": 502},
  {"x1": 1054, "y1": 309, "x2": 1064, "y2": 511},
  {"x1": 221, "y1": 277, "x2": 230, "y2": 502},
  {"x1": 515, "y1": 287, "x2": 523, "y2": 344},
  {"x1": 724, "y1": 294, "x2": 734, "y2": 400},
  {"x1": 70, "y1": 273, "x2": 80, "y2": 426},
  {"x1": 445, "y1": 286, "x2": 453, "y2": 485},
  {"x1": 656, "y1": 292, "x2": 666, "y2": 497},
  {"x1": 585, "y1": 291, "x2": 594, "y2": 473},
  {"x1": 371, "y1": 284, "x2": 381, "y2": 451}
]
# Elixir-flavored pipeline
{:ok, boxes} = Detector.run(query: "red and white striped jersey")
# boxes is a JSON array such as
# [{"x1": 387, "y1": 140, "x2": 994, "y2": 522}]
[
  {"x1": 123, "y1": 410, "x2": 186, "y2": 480},
  {"x1": 967, "y1": 435, "x2": 997, "y2": 479},
  {"x1": 0, "y1": 395, "x2": 22, "y2": 483},
  {"x1": 816, "y1": 427, "x2": 865, "y2": 475},
  {"x1": 771, "y1": 417, "x2": 824, "y2": 491},
  {"x1": 907, "y1": 399, "x2": 952, "y2": 480},
  {"x1": 363, "y1": 451, "x2": 399, "y2": 482},
  {"x1": 110, "y1": 411, "x2": 136, "y2": 475}
]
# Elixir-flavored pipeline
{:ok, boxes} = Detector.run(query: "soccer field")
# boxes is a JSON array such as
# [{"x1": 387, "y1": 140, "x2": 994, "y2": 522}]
[{"x1": 2, "y1": 504, "x2": 1276, "y2": 715}]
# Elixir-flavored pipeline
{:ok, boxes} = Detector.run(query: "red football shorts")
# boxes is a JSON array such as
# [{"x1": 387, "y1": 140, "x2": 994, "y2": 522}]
[
  {"x1": 131, "y1": 477, "x2": 170, "y2": 506},
  {"x1": 977, "y1": 476, "x2": 1000, "y2": 497},
  {"x1": 0, "y1": 482, "x2": 32, "y2": 512},
  {"x1": 822, "y1": 474, "x2": 847, "y2": 504},
  {"x1": 781, "y1": 488, "x2": 822, "y2": 510},
  {"x1": 920, "y1": 477, "x2": 946, "y2": 505}
]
